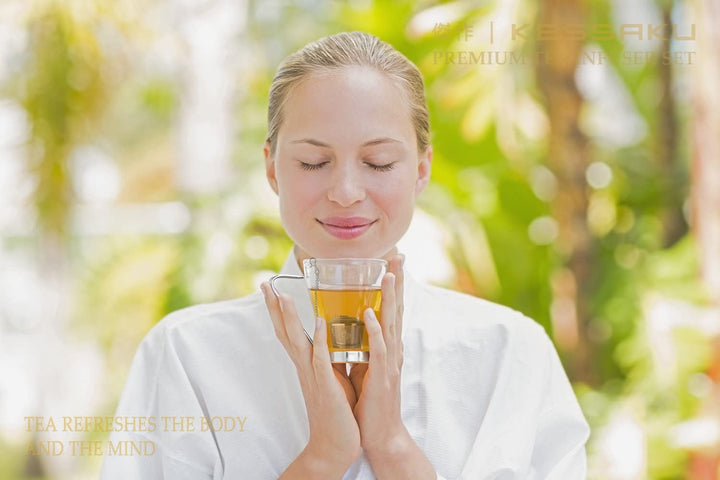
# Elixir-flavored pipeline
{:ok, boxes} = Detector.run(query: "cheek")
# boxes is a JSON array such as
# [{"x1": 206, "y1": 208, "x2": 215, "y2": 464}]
[
  {"x1": 279, "y1": 176, "x2": 321, "y2": 212},
  {"x1": 372, "y1": 172, "x2": 416, "y2": 216}
]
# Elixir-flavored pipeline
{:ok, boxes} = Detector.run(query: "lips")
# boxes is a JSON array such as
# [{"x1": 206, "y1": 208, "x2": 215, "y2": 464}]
[{"x1": 318, "y1": 216, "x2": 376, "y2": 239}]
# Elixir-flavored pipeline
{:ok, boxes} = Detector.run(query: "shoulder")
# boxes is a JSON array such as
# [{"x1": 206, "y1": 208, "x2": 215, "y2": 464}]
[
  {"x1": 408, "y1": 279, "x2": 552, "y2": 354},
  {"x1": 161, "y1": 290, "x2": 265, "y2": 329},
  {"x1": 413, "y1": 280, "x2": 547, "y2": 335},
  {"x1": 137, "y1": 289, "x2": 267, "y2": 351}
]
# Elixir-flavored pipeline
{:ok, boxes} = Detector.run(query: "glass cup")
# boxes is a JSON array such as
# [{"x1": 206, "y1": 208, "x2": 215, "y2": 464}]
[{"x1": 269, "y1": 258, "x2": 387, "y2": 363}]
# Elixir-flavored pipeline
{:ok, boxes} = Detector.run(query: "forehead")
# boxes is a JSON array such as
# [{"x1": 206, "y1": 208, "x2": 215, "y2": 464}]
[{"x1": 279, "y1": 66, "x2": 415, "y2": 147}]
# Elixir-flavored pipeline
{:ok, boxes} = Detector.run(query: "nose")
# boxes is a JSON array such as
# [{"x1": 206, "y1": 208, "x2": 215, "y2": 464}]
[{"x1": 327, "y1": 162, "x2": 366, "y2": 207}]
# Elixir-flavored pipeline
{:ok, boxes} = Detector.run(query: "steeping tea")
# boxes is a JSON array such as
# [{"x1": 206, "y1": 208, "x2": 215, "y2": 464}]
[
  {"x1": 269, "y1": 257, "x2": 387, "y2": 362},
  {"x1": 310, "y1": 287, "x2": 381, "y2": 354}
]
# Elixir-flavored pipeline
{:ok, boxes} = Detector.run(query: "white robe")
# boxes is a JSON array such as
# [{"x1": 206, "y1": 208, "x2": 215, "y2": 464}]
[{"x1": 99, "y1": 248, "x2": 590, "y2": 479}]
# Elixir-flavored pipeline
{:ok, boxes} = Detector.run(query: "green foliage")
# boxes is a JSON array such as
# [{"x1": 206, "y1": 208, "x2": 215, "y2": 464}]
[{"x1": 16, "y1": 3, "x2": 111, "y2": 239}]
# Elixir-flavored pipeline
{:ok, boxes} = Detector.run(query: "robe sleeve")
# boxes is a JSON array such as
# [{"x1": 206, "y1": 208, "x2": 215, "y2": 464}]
[
  {"x1": 525, "y1": 328, "x2": 589, "y2": 479},
  {"x1": 99, "y1": 320, "x2": 224, "y2": 480},
  {"x1": 436, "y1": 321, "x2": 590, "y2": 480}
]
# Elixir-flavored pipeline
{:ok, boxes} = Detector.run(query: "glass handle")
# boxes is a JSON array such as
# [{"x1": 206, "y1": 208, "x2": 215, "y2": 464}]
[{"x1": 268, "y1": 274, "x2": 314, "y2": 346}]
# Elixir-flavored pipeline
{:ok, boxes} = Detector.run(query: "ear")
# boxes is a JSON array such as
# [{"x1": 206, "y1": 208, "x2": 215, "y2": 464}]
[
  {"x1": 414, "y1": 145, "x2": 432, "y2": 196},
  {"x1": 264, "y1": 140, "x2": 279, "y2": 195}
]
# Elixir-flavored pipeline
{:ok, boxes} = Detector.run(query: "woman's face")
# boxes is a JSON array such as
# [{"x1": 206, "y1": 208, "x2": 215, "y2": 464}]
[{"x1": 264, "y1": 66, "x2": 432, "y2": 261}]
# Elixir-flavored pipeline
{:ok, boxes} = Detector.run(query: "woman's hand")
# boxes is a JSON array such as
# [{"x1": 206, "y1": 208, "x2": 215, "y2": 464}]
[
  {"x1": 348, "y1": 254, "x2": 409, "y2": 456},
  {"x1": 347, "y1": 255, "x2": 436, "y2": 479},
  {"x1": 261, "y1": 282, "x2": 361, "y2": 475}
]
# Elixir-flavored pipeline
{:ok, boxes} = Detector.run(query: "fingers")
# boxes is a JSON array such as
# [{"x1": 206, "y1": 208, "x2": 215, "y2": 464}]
[
  {"x1": 262, "y1": 282, "x2": 311, "y2": 365},
  {"x1": 387, "y1": 255, "x2": 404, "y2": 332},
  {"x1": 395, "y1": 255, "x2": 405, "y2": 359},
  {"x1": 311, "y1": 316, "x2": 334, "y2": 378},
  {"x1": 364, "y1": 307, "x2": 387, "y2": 371},
  {"x1": 380, "y1": 272, "x2": 397, "y2": 362},
  {"x1": 396, "y1": 254, "x2": 404, "y2": 332},
  {"x1": 261, "y1": 282, "x2": 290, "y2": 349},
  {"x1": 279, "y1": 293, "x2": 311, "y2": 353},
  {"x1": 263, "y1": 283, "x2": 359, "y2": 420}
]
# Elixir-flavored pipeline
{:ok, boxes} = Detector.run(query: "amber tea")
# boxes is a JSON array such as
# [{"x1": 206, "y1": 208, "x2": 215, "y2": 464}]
[
  {"x1": 269, "y1": 257, "x2": 386, "y2": 363},
  {"x1": 310, "y1": 287, "x2": 381, "y2": 355}
]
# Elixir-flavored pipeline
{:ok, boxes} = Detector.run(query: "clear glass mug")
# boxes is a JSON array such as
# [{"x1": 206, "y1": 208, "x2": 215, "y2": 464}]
[{"x1": 269, "y1": 258, "x2": 387, "y2": 363}]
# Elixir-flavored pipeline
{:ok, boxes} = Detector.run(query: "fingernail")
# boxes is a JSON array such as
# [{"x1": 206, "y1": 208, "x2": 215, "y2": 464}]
[
  {"x1": 260, "y1": 283, "x2": 267, "y2": 298},
  {"x1": 315, "y1": 316, "x2": 323, "y2": 332},
  {"x1": 278, "y1": 294, "x2": 285, "y2": 312},
  {"x1": 401, "y1": 254, "x2": 406, "y2": 265}
]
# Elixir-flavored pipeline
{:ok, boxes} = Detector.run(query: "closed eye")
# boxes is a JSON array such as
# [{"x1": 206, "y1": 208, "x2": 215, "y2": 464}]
[
  {"x1": 367, "y1": 162, "x2": 396, "y2": 172},
  {"x1": 299, "y1": 161, "x2": 329, "y2": 171}
]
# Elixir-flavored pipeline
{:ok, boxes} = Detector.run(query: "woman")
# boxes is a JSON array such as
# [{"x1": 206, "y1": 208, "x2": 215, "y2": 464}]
[{"x1": 101, "y1": 31, "x2": 589, "y2": 479}]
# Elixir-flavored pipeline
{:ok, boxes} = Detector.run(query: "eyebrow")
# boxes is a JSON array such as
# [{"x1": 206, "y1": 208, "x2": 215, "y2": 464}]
[{"x1": 290, "y1": 137, "x2": 402, "y2": 148}]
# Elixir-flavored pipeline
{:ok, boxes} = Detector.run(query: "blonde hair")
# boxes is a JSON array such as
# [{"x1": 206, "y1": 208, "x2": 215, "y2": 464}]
[{"x1": 266, "y1": 31, "x2": 430, "y2": 156}]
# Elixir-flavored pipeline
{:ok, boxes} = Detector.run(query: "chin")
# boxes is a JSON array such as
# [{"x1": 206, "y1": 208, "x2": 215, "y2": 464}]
[
  {"x1": 309, "y1": 242, "x2": 383, "y2": 259},
  {"x1": 320, "y1": 247, "x2": 372, "y2": 258}
]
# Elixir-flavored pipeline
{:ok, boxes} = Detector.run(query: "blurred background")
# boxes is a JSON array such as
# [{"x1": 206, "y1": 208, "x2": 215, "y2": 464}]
[{"x1": 0, "y1": 0, "x2": 718, "y2": 478}]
